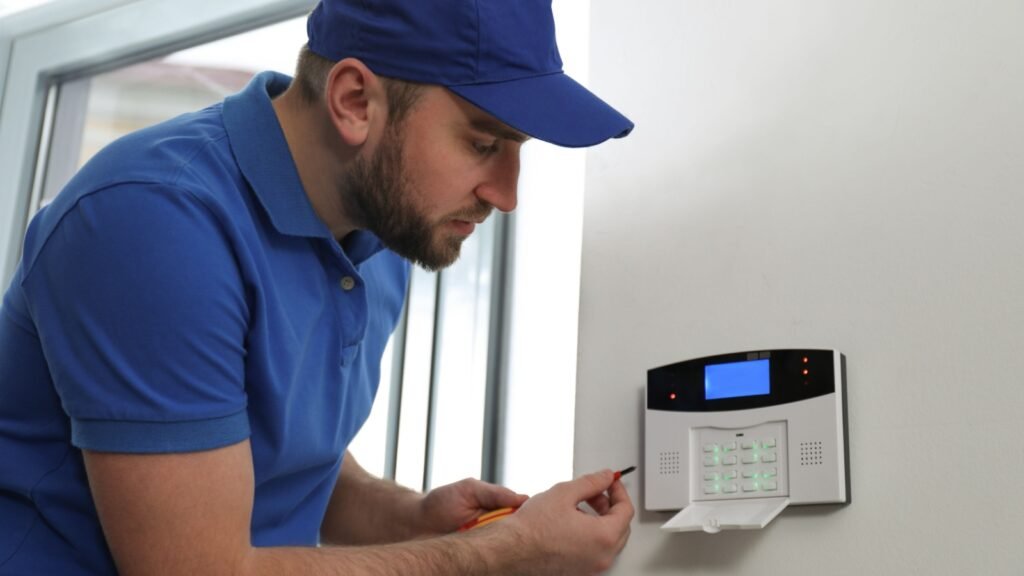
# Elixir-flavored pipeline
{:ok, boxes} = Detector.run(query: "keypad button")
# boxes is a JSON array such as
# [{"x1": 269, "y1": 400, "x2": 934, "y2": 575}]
[
  {"x1": 763, "y1": 467, "x2": 777, "y2": 478},
  {"x1": 742, "y1": 454, "x2": 759, "y2": 464},
  {"x1": 762, "y1": 438, "x2": 777, "y2": 448},
  {"x1": 723, "y1": 470, "x2": 738, "y2": 480},
  {"x1": 742, "y1": 483, "x2": 759, "y2": 492},
  {"x1": 724, "y1": 442, "x2": 738, "y2": 452},
  {"x1": 703, "y1": 443, "x2": 718, "y2": 453},
  {"x1": 704, "y1": 484, "x2": 721, "y2": 495},
  {"x1": 761, "y1": 453, "x2": 777, "y2": 463},
  {"x1": 722, "y1": 455, "x2": 738, "y2": 466},
  {"x1": 704, "y1": 472, "x2": 720, "y2": 481},
  {"x1": 742, "y1": 470, "x2": 756, "y2": 479},
  {"x1": 741, "y1": 440, "x2": 756, "y2": 450},
  {"x1": 703, "y1": 455, "x2": 718, "y2": 467},
  {"x1": 723, "y1": 484, "x2": 739, "y2": 494},
  {"x1": 762, "y1": 481, "x2": 778, "y2": 491}
]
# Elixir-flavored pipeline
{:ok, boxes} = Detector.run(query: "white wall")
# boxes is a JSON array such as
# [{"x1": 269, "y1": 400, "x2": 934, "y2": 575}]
[{"x1": 575, "y1": 1, "x2": 1024, "y2": 574}]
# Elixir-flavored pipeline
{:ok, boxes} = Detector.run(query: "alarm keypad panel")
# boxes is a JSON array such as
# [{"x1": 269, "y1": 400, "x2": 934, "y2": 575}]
[
  {"x1": 694, "y1": 421, "x2": 789, "y2": 501},
  {"x1": 646, "y1": 349, "x2": 849, "y2": 532}
]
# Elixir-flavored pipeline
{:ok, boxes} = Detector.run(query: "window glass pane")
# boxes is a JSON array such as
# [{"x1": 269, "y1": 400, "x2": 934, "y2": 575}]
[
  {"x1": 426, "y1": 217, "x2": 496, "y2": 490},
  {"x1": 41, "y1": 16, "x2": 306, "y2": 206},
  {"x1": 74, "y1": 63, "x2": 252, "y2": 170},
  {"x1": 394, "y1": 267, "x2": 438, "y2": 490}
]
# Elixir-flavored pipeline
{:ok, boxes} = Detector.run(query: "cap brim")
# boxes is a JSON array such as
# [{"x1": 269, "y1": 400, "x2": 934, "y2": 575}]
[{"x1": 448, "y1": 72, "x2": 633, "y2": 148}]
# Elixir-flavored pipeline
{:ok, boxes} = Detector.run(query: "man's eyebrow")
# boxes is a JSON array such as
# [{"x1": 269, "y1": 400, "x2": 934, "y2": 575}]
[{"x1": 469, "y1": 118, "x2": 531, "y2": 144}]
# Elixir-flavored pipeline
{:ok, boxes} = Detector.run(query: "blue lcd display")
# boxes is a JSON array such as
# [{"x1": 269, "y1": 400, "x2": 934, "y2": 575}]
[{"x1": 705, "y1": 359, "x2": 770, "y2": 400}]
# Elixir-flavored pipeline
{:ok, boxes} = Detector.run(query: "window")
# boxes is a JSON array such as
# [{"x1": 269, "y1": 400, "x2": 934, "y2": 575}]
[{"x1": 1, "y1": 0, "x2": 589, "y2": 497}]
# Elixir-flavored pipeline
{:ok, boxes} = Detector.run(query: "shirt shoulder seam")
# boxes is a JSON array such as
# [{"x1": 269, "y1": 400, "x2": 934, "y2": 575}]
[{"x1": 19, "y1": 179, "x2": 227, "y2": 289}]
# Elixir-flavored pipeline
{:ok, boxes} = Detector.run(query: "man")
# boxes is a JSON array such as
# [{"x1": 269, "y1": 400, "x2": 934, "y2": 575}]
[{"x1": 0, "y1": 0, "x2": 635, "y2": 574}]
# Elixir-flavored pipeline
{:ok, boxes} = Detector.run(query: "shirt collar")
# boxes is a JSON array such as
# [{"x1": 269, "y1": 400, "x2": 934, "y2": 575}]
[{"x1": 222, "y1": 71, "x2": 387, "y2": 265}]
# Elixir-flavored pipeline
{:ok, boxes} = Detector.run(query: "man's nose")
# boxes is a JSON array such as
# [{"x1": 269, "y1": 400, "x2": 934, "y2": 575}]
[{"x1": 474, "y1": 152, "x2": 520, "y2": 213}]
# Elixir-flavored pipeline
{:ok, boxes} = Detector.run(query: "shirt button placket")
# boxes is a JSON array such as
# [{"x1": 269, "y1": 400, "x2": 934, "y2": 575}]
[{"x1": 337, "y1": 273, "x2": 361, "y2": 367}]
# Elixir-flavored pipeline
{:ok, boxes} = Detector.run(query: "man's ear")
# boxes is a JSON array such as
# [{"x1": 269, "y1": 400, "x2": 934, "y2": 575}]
[{"x1": 325, "y1": 58, "x2": 384, "y2": 147}]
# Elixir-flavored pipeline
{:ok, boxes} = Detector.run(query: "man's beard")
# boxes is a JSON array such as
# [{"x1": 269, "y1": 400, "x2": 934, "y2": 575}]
[{"x1": 339, "y1": 124, "x2": 490, "y2": 271}]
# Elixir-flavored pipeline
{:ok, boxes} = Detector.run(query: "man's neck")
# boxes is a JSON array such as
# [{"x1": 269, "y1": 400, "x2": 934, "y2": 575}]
[{"x1": 271, "y1": 87, "x2": 358, "y2": 240}]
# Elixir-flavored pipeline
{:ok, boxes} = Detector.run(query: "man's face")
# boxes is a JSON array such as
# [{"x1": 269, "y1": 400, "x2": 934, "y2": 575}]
[{"x1": 340, "y1": 87, "x2": 526, "y2": 271}]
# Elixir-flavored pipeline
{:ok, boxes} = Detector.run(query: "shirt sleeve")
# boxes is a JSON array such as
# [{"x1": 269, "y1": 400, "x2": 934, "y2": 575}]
[{"x1": 22, "y1": 183, "x2": 251, "y2": 453}]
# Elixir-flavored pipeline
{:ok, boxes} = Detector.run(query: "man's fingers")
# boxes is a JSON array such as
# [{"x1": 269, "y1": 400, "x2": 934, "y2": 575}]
[
  {"x1": 585, "y1": 493, "x2": 611, "y2": 515},
  {"x1": 465, "y1": 479, "x2": 528, "y2": 511},
  {"x1": 604, "y1": 476, "x2": 635, "y2": 522},
  {"x1": 557, "y1": 469, "x2": 616, "y2": 504},
  {"x1": 614, "y1": 523, "x2": 632, "y2": 554}
]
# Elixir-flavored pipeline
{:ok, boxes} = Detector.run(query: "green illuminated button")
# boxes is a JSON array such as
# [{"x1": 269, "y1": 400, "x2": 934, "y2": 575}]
[
  {"x1": 762, "y1": 438, "x2": 777, "y2": 448},
  {"x1": 742, "y1": 454, "x2": 759, "y2": 464},
  {"x1": 723, "y1": 470, "x2": 738, "y2": 480},
  {"x1": 704, "y1": 484, "x2": 721, "y2": 495},
  {"x1": 704, "y1": 472, "x2": 720, "y2": 481},
  {"x1": 724, "y1": 442, "x2": 738, "y2": 452},
  {"x1": 703, "y1": 443, "x2": 719, "y2": 453},
  {"x1": 763, "y1": 467, "x2": 777, "y2": 478}
]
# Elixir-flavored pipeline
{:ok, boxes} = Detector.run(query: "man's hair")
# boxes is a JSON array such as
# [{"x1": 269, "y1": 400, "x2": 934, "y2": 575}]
[{"x1": 294, "y1": 44, "x2": 425, "y2": 125}]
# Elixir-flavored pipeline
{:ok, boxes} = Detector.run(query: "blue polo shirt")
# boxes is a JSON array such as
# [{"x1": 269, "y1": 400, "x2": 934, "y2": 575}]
[{"x1": 0, "y1": 72, "x2": 409, "y2": 574}]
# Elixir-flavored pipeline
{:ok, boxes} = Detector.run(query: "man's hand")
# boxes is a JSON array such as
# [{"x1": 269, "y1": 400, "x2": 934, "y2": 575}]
[
  {"x1": 322, "y1": 452, "x2": 528, "y2": 542},
  {"x1": 321, "y1": 457, "x2": 635, "y2": 573},
  {"x1": 492, "y1": 469, "x2": 634, "y2": 575},
  {"x1": 417, "y1": 477, "x2": 528, "y2": 535}
]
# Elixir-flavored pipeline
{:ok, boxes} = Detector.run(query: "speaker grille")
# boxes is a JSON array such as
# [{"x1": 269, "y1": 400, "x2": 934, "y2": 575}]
[
  {"x1": 659, "y1": 451, "x2": 681, "y2": 475},
  {"x1": 799, "y1": 441, "x2": 824, "y2": 466}
]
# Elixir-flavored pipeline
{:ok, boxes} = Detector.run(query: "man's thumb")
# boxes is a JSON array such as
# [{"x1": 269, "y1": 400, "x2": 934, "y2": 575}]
[{"x1": 561, "y1": 469, "x2": 615, "y2": 503}]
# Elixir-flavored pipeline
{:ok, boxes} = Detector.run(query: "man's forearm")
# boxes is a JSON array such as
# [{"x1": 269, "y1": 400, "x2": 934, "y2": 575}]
[
  {"x1": 244, "y1": 529, "x2": 522, "y2": 576},
  {"x1": 320, "y1": 452, "x2": 428, "y2": 544}
]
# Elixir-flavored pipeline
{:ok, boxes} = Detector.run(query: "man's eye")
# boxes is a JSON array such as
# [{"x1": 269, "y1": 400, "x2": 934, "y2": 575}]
[{"x1": 473, "y1": 140, "x2": 501, "y2": 155}]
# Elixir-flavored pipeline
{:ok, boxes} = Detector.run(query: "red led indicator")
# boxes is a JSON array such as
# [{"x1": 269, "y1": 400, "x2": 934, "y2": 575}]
[
  {"x1": 802, "y1": 369, "x2": 809, "y2": 376},
  {"x1": 802, "y1": 357, "x2": 809, "y2": 363},
  {"x1": 669, "y1": 393, "x2": 677, "y2": 400}
]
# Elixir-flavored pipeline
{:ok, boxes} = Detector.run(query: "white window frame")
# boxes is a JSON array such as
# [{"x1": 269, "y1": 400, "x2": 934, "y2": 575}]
[{"x1": 0, "y1": 0, "x2": 316, "y2": 284}]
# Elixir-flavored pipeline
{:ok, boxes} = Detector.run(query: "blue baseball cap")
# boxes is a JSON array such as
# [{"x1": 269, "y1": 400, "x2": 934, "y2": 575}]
[{"x1": 306, "y1": 0, "x2": 634, "y2": 148}]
